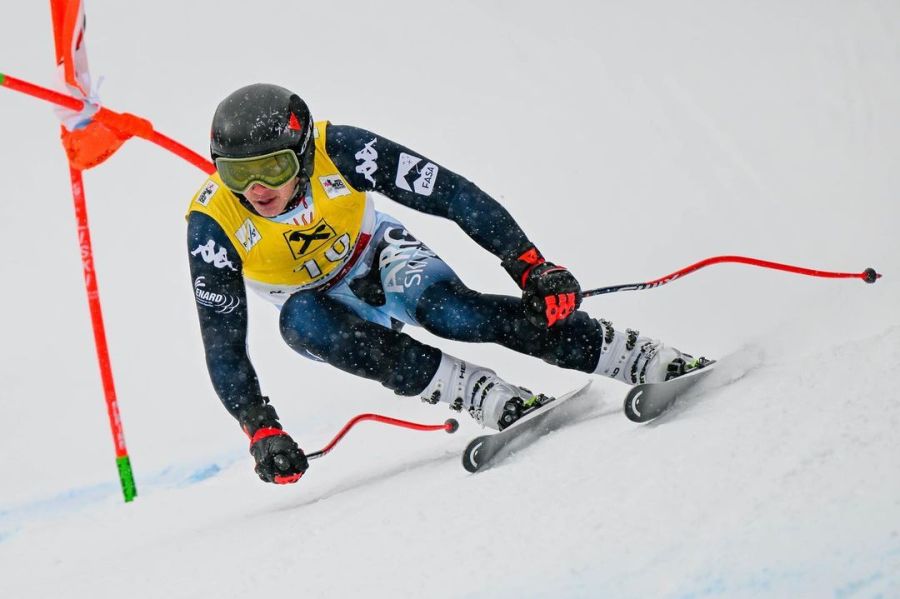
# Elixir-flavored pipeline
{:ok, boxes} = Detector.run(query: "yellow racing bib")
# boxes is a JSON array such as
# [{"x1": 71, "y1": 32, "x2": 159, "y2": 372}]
[{"x1": 187, "y1": 121, "x2": 373, "y2": 295}]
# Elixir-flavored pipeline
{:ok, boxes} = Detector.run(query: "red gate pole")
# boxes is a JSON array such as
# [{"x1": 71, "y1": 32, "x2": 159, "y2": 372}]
[{"x1": 69, "y1": 165, "x2": 137, "y2": 502}]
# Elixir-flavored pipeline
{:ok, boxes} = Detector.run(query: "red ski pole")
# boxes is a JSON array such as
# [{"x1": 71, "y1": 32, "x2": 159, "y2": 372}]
[
  {"x1": 306, "y1": 414, "x2": 458, "y2": 460},
  {"x1": 583, "y1": 255, "x2": 881, "y2": 298}
]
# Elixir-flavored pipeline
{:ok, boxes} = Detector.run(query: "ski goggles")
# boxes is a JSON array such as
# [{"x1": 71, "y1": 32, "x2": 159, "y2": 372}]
[{"x1": 215, "y1": 149, "x2": 301, "y2": 194}]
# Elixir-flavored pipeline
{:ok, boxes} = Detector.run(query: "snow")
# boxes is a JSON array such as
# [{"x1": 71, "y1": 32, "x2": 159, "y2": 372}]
[{"x1": 2, "y1": 1, "x2": 899, "y2": 597}]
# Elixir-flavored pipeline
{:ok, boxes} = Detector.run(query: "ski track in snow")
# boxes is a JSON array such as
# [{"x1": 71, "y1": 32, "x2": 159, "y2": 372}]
[{"x1": 2, "y1": 1, "x2": 900, "y2": 598}]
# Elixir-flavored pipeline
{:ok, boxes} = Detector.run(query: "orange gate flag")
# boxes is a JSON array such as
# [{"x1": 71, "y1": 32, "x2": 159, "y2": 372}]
[{"x1": 50, "y1": 0, "x2": 151, "y2": 170}]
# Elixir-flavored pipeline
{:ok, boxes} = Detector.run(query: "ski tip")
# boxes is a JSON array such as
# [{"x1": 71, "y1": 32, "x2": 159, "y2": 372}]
[
  {"x1": 445, "y1": 418, "x2": 459, "y2": 434},
  {"x1": 623, "y1": 360, "x2": 716, "y2": 423},
  {"x1": 462, "y1": 439, "x2": 485, "y2": 473}
]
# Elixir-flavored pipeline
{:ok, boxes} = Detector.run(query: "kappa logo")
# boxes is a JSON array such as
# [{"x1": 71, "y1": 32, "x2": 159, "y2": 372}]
[
  {"x1": 395, "y1": 152, "x2": 439, "y2": 196},
  {"x1": 191, "y1": 239, "x2": 237, "y2": 271},
  {"x1": 196, "y1": 180, "x2": 219, "y2": 206},
  {"x1": 283, "y1": 219, "x2": 337, "y2": 260},
  {"x1": 319, "y1": 174, "x2": 351, "y2": 199},
  {"x1": 354, "y1": 138, "x2": 379, "y2": 185},
  {"x1": 193, "y1": 276, "x2": 241, "y2": 314},
  {"x1": 235, "y1": 219, "x2": 262, "y2": 252}
]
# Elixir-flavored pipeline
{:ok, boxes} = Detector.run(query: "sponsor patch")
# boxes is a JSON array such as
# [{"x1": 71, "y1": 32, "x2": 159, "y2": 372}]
[
  {"x1": 379, "y1": 226, "x2": 437, "y2": 292},
  {"x1": 283, "y1": 219, "x2": 337, "y2": 260},
  {"x1": 196, "y1": 180, "x2": 218, "y2": 206},
  {"x1": 354, "y1": 138, "x2": 379, "y2": 185},
  {"x1": 190, "y1": 239, "x2": 237, "y2": 271},
  {"x1": 235, "y1": 218, "x2": 262, "y2": 252},
  {"x1": 395, "y1": 152, "x2": 439, "y2": 196},
  {"x1": 193, "y1": 276, "x2": 241, "y2": 314},
  {"x1": 319, "y1": 174, "x2": 351, "y2": 199}
]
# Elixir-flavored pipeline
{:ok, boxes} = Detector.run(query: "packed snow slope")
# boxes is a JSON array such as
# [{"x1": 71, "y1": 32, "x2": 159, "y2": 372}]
[{"x1": 1, "y1": 1, "x2": 899, "y2": 597}]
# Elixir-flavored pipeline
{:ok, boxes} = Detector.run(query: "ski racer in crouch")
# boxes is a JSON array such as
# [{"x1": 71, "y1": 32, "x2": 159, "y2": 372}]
[{"x1": 187, "y1": 83, "x2": 705, "y2": 484}]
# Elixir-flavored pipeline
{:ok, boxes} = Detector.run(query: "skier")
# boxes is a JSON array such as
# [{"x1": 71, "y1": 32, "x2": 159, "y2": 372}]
[{"x1": 187, "y1": 83, "x2": 703, "y2": 484}]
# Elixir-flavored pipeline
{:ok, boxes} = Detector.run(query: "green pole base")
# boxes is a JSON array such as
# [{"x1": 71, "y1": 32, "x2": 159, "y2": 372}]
[{"x1": 116, "y1": 455, "x2": 138, "y2": 502}]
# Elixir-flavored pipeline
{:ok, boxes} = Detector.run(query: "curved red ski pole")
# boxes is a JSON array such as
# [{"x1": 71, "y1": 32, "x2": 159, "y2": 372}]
[
  {"x1": 307, "y1": 414, "x2": 458, "y2": 460},
  {"x1": 583, "y1": 255, "x2": 881, "y2": 298}
]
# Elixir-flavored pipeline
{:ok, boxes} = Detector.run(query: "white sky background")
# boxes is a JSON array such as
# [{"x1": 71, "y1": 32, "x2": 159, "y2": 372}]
[{"x1": 1, "y1": 1, "x2": 899, "y2": 597}]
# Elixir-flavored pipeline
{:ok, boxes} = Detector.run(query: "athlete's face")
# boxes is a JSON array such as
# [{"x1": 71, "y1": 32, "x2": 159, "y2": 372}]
[{"x1": 244, "y1": 177, "x2": 299, "y2": 217}]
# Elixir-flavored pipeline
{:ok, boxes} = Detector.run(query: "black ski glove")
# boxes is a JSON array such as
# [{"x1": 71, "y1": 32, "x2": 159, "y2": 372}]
[
  {"x1": 239, "y1": 402, "x2": 308, "y2": 484},
  {"x1": 503, "y1": 246, "x2": 582, "y2": 327}
]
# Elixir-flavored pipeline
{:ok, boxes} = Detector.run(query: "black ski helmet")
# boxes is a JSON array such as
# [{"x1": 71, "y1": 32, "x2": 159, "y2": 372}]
[{"x1": 210, "y1": 83, "x2": 315, "y2": 187}]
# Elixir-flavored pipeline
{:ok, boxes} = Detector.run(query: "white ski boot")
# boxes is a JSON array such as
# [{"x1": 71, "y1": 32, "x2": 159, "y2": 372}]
[
  {"x1": 592, "y1": 319, "x2": 696, "y2": 384},
  {"x1": 420, "y1": 354, "x2": 540, "y2": 430}
]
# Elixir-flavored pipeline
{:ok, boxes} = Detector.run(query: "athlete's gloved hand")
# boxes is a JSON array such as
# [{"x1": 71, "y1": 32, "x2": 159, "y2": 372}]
[
  {"x1": 239, "y1": 402, "x2": 308, "y2": 484},
  {"x1": 522, "y1": 262, "x2": 583, "y2": 327},
  {"x1": 249, "y1": 430, "x2": 308, "y2": 484},
  {"x1": 503, "y1": 246, "x2": 582, "y2": 327}
]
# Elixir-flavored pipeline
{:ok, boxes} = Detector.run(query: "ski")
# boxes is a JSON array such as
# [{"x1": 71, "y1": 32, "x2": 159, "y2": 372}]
[
  {"x1": 623, "y1": 359, "x2": 716, "y2": 423},
  {"x1": 462, "y1": 381, "x2": 594, "y2": 473}
]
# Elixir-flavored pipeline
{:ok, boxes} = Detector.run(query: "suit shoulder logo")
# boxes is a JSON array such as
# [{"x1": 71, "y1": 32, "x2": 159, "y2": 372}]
[
  {"x1": 395, "y1": 152, "x2": 438, "y2": 196},
  {"x1": 191, "y1": 239, "x2": 237, "y2": 271},
  {"x1": 354, "y1": 138, "x2": 379, "y2": 185}
]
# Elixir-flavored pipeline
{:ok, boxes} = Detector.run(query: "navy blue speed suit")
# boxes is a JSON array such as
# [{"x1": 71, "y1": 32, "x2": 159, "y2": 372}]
[{"x1": 187, "y1": 125, "x2": 605, "y2": 419}]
